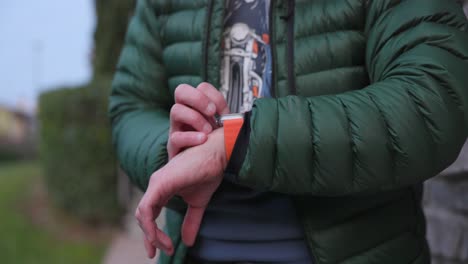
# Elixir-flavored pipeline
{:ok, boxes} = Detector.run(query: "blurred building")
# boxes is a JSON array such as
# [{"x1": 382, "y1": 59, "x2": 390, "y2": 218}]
[
  {"x1": 0, "y1": 106, "x2": 33, "y2": 144},
  {"x1": 0, "y1": 105, "x2": 37, "y2": 159},
  {"x1": 424, "y1": 140, "x2": 468, "y2": 264}
]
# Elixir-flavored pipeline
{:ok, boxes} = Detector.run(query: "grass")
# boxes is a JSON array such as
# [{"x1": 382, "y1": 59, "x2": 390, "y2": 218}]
[{"x1": 0, "y1": 161, "x2": 108, "y2": 264}]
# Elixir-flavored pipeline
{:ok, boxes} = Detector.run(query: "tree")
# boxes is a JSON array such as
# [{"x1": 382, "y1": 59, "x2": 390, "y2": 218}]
[{"x1": 93, "y1": 0, "x2": 136, "y2": 77}]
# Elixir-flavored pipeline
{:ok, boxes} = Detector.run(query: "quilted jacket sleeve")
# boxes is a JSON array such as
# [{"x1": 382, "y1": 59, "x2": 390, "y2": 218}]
[
  {"x1": 232, "y1": 0, "x2": 468, "y2": 195},
  {"x1": 109, "y1": 0, "x2": 171, "y2": 191}
]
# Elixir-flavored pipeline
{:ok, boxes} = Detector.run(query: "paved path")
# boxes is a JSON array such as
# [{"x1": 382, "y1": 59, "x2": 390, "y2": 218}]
[
  {"x1": 103, "y1": 193, "x2": 166, "y2": 264},
  {"x1": 102, "y1": 231, "x2": 154, "y2": 264}
]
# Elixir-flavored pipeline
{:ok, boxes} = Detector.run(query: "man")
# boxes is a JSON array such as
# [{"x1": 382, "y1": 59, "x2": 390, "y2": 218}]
[{"x1": 109, "y1": 0, "x2": 468, "y2": 263}]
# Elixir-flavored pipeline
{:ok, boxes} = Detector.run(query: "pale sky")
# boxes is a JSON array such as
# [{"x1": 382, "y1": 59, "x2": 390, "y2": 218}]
[{"x1": 0, "y1": 0, "x2": 95, "y2": 112}]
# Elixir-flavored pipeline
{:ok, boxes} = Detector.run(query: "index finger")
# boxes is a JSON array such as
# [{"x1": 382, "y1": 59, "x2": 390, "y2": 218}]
[
  {"x1": 135, "y1": 202, "x2": 159, "y2": 244},
  {"x1": 174, "y1": 84, "x2": 216, "y2": 116}
]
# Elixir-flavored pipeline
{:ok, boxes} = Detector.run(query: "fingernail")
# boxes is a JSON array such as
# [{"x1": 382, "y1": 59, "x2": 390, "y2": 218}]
[
  {"x1": 206, "y1": 103, "x2": 216, "y2": 115},
  {"x1": 203, "y1": 124, "x2": 212, "y2": 134},
  {"x1": 197, "y1": 133, "x2": 206, "y2": 142},
  {"x1": 161, "y1": 236, "x2": 172, "y2": 250},
  {"x1": 146, "y1": 234, "x2": 154, "y2": 243}
]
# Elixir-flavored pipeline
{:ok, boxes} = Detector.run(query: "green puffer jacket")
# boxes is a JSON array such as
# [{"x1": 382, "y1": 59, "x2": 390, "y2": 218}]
[{"x1": 109, "y1": 0, "x2": 468, "y2": 263}]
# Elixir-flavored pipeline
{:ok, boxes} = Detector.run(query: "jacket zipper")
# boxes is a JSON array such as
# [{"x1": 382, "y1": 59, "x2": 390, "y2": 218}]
[
  {"x1": 285, "y1": 0, "x2": 296, "y2": 95},
  {"x1": 202, "y1": 0, "x2": 214, "y2": 82},
  {"x1": 269, "y1": 0, "x2": 277, "y2": 98}
]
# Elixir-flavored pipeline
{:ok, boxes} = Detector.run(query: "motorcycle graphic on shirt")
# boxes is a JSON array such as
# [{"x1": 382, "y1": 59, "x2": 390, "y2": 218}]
[{"x1": 220, "y1": 0, "x2": 272, "y2": 113}]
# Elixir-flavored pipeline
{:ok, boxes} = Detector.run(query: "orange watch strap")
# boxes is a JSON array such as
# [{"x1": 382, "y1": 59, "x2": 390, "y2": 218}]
[{"x1": 223, "y1": 118, "x2": 244, "y2": 161}]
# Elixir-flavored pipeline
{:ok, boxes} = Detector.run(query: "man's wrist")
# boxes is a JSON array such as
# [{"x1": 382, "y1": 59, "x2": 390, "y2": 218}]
[{"x1": 208, "y1": 128, "x2": 228, "y2": 169}]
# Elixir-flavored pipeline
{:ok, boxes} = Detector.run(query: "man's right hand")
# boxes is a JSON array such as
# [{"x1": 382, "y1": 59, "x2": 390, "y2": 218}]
[
  {"x1": 137, "y1": 128, "x2": 227, "y2": 258},
  {"x1": 167, "y1": 82, "x2": 230, "y2": 160}
]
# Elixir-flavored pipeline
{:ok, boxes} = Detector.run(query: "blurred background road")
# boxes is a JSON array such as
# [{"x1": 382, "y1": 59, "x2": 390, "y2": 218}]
[{"x1": 0, "y1": 1, "x2": 467, "y2": 264}]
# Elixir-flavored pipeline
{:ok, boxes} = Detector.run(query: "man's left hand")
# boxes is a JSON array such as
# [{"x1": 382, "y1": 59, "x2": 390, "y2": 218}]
[{"x1": 167, "y1": 82, "x2": 230, "y2": 160}]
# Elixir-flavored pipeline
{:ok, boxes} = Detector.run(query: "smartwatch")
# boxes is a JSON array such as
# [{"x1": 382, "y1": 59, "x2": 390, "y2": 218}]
[{"x1": 216, "y1": 113, "x2": 244, "y2": 161}]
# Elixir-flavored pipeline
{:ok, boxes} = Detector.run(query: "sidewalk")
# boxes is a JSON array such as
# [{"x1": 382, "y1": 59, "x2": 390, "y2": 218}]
[
  {"x1": 103, "y1": 193, "x2": 166, "y2": 264},
  {"x1": 102, "y1": 232, "x2": 153, "y2": 264}
]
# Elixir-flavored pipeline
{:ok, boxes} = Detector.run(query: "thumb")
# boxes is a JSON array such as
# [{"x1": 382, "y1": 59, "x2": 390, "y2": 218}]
[{"x1": 181, "y1": 206, "x2": 206, "y2": 246}]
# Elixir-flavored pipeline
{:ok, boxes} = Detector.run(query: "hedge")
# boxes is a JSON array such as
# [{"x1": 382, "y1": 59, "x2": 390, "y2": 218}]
[
  {"x1": 0, "y1": 143, "x2": 35, "y2": 162},
  {"x1": 38, "y1": 78, "x2": 121, "y2": 224},
  {"x1": 0, "y1": 146, "x2": 22, "y2": 161}
]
